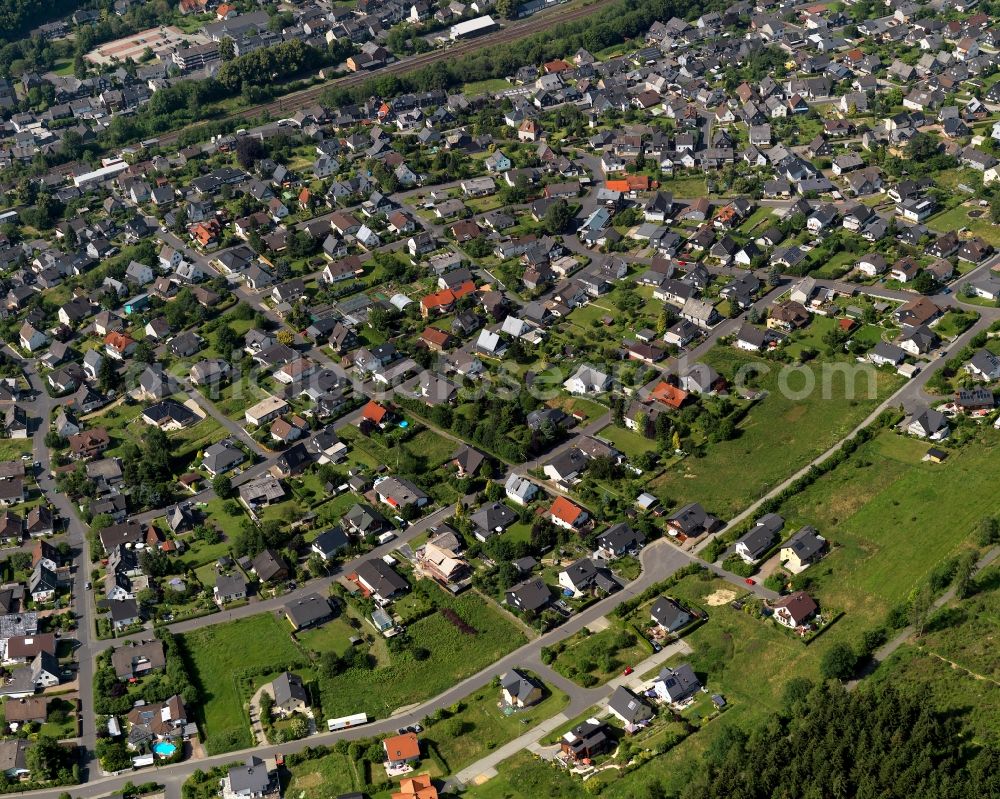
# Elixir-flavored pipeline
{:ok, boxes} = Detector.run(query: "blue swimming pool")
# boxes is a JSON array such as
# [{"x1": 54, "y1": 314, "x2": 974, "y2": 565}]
[{"x1": 152, "y1": 742, "x2": 176, "y2": 757}]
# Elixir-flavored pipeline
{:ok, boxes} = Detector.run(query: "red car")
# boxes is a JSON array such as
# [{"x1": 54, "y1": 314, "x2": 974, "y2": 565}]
[
  {"x1": 745, "y1": 578, "x2": 756, "y2": 586},
  {"x1": 622, "y1": 666, "x2": 634, "y2": 676}
]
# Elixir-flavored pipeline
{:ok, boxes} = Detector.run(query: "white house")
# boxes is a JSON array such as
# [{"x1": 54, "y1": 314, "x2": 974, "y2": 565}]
[{"x1": 563, "y1": 365, "x2": 611, "y2": 394}]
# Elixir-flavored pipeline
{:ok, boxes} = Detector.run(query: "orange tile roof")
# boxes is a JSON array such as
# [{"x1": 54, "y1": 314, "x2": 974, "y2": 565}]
[
  {"x1": 421, "y1": 327, "x2": 451, "y2": 348},
  {"x1": 361, "y1": 400, "x2": 388, "y2": 425},
  {"x1": 550, "y1": 495, "x2": 585, "y2": 526},
  {"x1": 393, "y1": 774, "x2": 438, "y2": 799},
  {"x1": 543, "y1": 59, "x2": 573, "y2": 73},
  {"x1": 103, "y1": 331, "x2": 135, "y2": 352},
  {"x1": 421, "y1": 281, "x2": 476, "y2": 310},
  {"x1": 383, "y1": 732, "x2": 421, "y2": 761},
  {"x1": 649, "y1": 381, "x2": 689, "y2": 409},
  {"x1": 605, "y1": 179, "x2": 630, "y2": 192}
]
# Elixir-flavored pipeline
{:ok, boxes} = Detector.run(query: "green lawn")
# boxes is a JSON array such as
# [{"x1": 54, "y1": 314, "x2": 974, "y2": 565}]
[
  {"x1": 285, "y1": 750, "x2": 362, "y2": 798},
  {"x1": 0, "y1": 438, "x2": 32, "y2": 461},
  {"x1": 197, "y1": 496, "x2": 250, "y2": 542},
  {"x1": 318, "y1": 592, "x2": 527, "y2": 719},
  {"x1": 461, "y1": 78, "x2": 514, "y2": 96},
  {"x1": 178, "y1": 614, "x2": 305, "y2": 754},
  {"x1": 550, "y1": 624, "x2": 649, "y2": 687},
  {"x1": 548, "y1": 396, "x2": 608, "y2": 422},
  {"x1": 598, "y1": 424, "x2": 657, "y2": 459},
  {"x1": 465, "y1": 751, "x2": 583, "y2": 799},
  {"x1": 934, "y1": 310, "x2": 979, "y2": 340},
  {"x1": 774, "y1": 430, "x2": 989, "y2": 625},
  {"x1": 296, "y1": 614, "x2": 360, "y2": 657},
  {"x1": 657, "y1": 174, "x2": 708, "y2": 198},
  {"x1": 927, "y1": 205, "x2": 1000, "y2": 247},
  {"x1": 649, "y1": 347, "x2": 905, "y2": 518},
  {"x1": 426, "y1": 675, "x2": 569, "y2": 772},
  {"x1": 211, "y1": 377, "x2": 269, "y2": 421}
]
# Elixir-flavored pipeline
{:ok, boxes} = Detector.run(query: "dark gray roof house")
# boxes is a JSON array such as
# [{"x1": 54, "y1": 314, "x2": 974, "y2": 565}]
[
  {"x1": 608, "y1": 685, "x2": 654, "y2": 728},
  {"x1": 252, "y1": 549, "x2": 288, "y2": 583},
  {"x1": 500, "y1": 668, "x2": 543, "y2": 707},
  {"x1": 343, "y1": 504, "x2": 389, "y2": 538},
  {"x1": 354, "y1": 559, "x2": 408, "y2": 602},
  {"x1": 227, "y1": 756, "x2": 274, "y2": 797},
  {"x1": 650, "y1": 597, "x2": 692, "y2": 632},
  {"x1": 311, "y1": 527, "x2": 349, "y2": 560},
  {"x1": 284, "y1": 593, "x2": 333, "y2": 630},
  {"x1": 271, "y1": 671, "x2": 308, "y2": 713},
  {"x1": 505, "y1": 577, "x2": 551, "y2": 613},
  {"x1": 470, "y1": 502, "x2": 517, "y2": 541},
  {"x1": 666, "y1": 503, "x2": 722, "y2": 537},
  {"x1": 655, "y1": 662, "x2": 701, "y2": 702},
  {"x1": 596, "y1": 522, "x2": 645, "y2": 557},
  {"x1": 735, "y1": 513, "x2": 784, "y2": 563}
]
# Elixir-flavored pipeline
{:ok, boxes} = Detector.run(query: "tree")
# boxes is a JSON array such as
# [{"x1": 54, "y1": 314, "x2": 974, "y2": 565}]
[
  {"x1": 953, "y1": 551, "x2": 977, "y2": 599},
  {"x1": 276, "y1": 328, "x2": 295, "y2": 346},
  {"x1": 819, "y1": 642, "x2": 857, "y2": 680},
  {"x1": 909, "y1": 583, "x2": 933, "y2": 637},
  {"x1": 213, "y1": 475, "x2": 235, "y2": 500},
  {"x1": 543, "y1": 199, "x2": 575, "y2": 235},
  {"x1": 496, "y1": 0, "x2": 518, "y2": 18},
  {"x1": 97, "y1": 356, "x2": 121, "y2": 394},
  {"x1": 235, "y1": 137, "x2": 266, "y2": 170},
  {"x1": 368, "y1": 306, "x2": 390, "y2": 334},
  {"x1": 26, "y1": 735, "x2": 64, "y2": 781},
  {"x1": 215, "y1": 324, "x2": 240, "y2": 358},
  {"x1": 133, "y1": 340, "x2": 155, "y2": 364},
  {"x1": 975, "y1": 516, "x2": 998, "y2": 546}
]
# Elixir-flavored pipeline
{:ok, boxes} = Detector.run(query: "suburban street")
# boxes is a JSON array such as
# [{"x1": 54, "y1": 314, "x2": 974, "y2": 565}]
[
  {"x1": 14, "y1": 174, "x2": 996, "y2": 797},
  {"x1": 7, "y1": 87, "x2": 1000, "y2": 799}
]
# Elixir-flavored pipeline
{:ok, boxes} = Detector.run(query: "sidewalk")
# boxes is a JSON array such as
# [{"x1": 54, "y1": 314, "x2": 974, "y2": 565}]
[
  {"x1": 446, "y1": 637, "x2": 693, "y2": 791},
  {"x1": 448, "y1": 711, "x2": 571, "y2": 788}
]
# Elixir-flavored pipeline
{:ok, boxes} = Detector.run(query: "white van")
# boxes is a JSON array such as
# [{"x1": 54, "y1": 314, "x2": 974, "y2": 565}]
[{"x1": 377, "y1": 531, "x2": 396, "y2": 545}]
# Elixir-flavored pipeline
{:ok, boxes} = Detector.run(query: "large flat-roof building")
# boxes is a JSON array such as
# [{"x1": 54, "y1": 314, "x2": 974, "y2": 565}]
[{"x1": 451, "y1": 15, "x2": 498, "y2": 40}]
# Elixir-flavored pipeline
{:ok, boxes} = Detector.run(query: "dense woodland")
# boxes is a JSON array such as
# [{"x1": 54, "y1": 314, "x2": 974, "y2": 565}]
[{"x1": 674, "y1": 682, "x2": 1000, "y2": 799}]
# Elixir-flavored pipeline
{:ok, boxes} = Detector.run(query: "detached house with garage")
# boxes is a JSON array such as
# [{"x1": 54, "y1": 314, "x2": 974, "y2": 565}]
[
  {"x1": 734, "y1": 513, "x2": 784, "y2": 563},
  {"x1": 650, "y1": 597, "x2": 692, "y2": 633},
  {"x1": 354, "y1": 558, "x2": 409, "y2": 604}
]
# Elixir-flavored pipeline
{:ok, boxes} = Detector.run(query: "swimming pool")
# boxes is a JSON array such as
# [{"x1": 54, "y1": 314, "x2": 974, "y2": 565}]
[{"x1": 152, "y1": 742, "x2": 177, "y2": 757}]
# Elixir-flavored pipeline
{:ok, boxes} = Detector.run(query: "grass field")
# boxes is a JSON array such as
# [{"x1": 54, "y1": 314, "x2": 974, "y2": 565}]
[
  {"x1": 461, "y1": 78, "x2": 514, "y2": 96},
  {"x1": 427, "y1": 676, "x2": 569, "y2": 772},
  {"x1": 0, "y1": 438, "x2": 32, "y2": 461},
  {"x1": 867, "y1": 562, "x2": 1000, "y2": 748},
  {"x1": 774, "y1": 430, "x2": 991, "y2": 625},
  {"x1": 596, "y1": 424, "x2": 656, "y2": 460},
  {"x1": 318, "y1": 592, "x2": 528, "y2": 719},
  {"x1": 465, "y1": 751, "x2": 583, "y2": 799},
  {"x1": 648, "y1": 347, "x2": 905, "y2": 518},
  {"x1": 657, "y1": 174, "x2": 708, "y2": 198},
  {"x1": 179, "y1": 614, "x2": 304, "y2": 754},
  {"x1": 285, "y1": 750, "x2": 362, "y2": 798},
  {"x1": 551, "y1": 624, "x2": 649, "y2": 687},
  {"x1": 927, "y1": 204, "x2": 1000, "y2": 247}
]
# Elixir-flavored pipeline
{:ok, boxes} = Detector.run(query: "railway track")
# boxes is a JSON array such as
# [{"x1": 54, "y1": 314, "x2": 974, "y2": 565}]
[{"x1": 154, "y1": 1, "x2": 605, "y2": 146}]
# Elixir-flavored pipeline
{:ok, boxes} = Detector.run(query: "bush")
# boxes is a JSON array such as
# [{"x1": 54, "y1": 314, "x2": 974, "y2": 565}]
[{"x1": 722, "y1": 555, "x2": 755, "y2": 578}]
